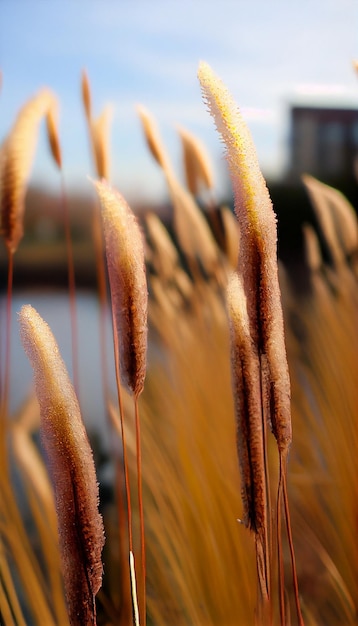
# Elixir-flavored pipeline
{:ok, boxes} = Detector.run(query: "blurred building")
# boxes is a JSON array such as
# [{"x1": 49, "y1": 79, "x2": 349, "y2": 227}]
[{"x1": 288, "y1": 105, "x2": 358, "y2": 183}]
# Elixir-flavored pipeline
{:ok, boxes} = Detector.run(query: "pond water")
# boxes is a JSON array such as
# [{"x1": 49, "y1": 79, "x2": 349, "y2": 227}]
[{"x1": 2, "y1": 289, "x2": 117, "y2": 449}]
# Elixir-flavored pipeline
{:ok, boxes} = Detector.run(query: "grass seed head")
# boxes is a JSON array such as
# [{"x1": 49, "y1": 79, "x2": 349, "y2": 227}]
[
  {"x1": 93, "y1": 179, "x2": 148, "y2": 397},
  {"x1": 177, "y1": 124, "x2": 214, "y2": 196},
  {"x1": 19, "y1": 304, "x2": 105, "y2": 625},
  {"x1": 81, "y1": 69, "x2": 92, "y2": 122},
  {"x1": 227, "y1": 273, "x2": 267, "y2": 535},
  {"x1": 0, "y1": 89, "x2": 57, "y2": 253},
  {"x1": 90, "y1": 106, "x2": 112, "y2": 181},
  {"x1": 137, "y1": 104, "x2": 172, "y2": 174},
  {"x1": 198, "y1": 61, "x2": 292, "y2": 452},
  {"x1": 46, "y1": 102, "x2": 62, "y2": 169}
]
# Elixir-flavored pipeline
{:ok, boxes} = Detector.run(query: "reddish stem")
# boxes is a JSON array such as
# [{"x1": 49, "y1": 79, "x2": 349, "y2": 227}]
[
  {"x1": 282, "y1": 463, "x2": 305, "y2": 626},
  {"x1": 134, "y1": 395, "x2": 146, "y2": 626},
  {"x1": 277, "y1": 456, "x2": 286, "y2": 626},
  {"x1": 61, "y1": 173, "x2": 79, "y2": 397},
  {"x1": 0, "y1": 249, "x2": 13, "y2": 466},
  {"x1": 111, "y1": 308, "x2": 133, "y2": 554}
]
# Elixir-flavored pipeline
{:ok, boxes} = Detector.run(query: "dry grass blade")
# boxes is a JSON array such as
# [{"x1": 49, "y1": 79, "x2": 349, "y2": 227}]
[
  {"x1": 284, "y1": 205, "x2": 358, "y2": 624},
  {"x1": 177, "y1": 125, "x2": 214, "y2": 196},
  {"x1": 11, "y1": 422, "x2": 57, "y2": 529},
  {"x1": 130, "y1": 274, "x2": 257, "y2": 625},
  {"x1": 302, "y1": 175, "x2": 344, "y2": 267},
  {"x1": 168, "y1": 175, "x2": 220, "y2": 278},
  {"x1": 145, "y1": 211, "x2": 180, "y2": 278},
  {"x1": 19, "y1": 304, "x2": 105, "y2": 626},
  {"x1": 0, "y1": 88, "x2": 57, "y2": 253},
  {"x1": 303, "y1": 174, "x2": 358, "y2": 268},
  {"x1": 0, "y1": 541, "x2": 27, "y2": 626},
  {"x1": 10, "y1": 422, "x2": 70, "y2": 626},
  {"x1": 0, "y1": 460, "x2": 59, "y2": 625},
  {"x1": 302, "y1": 224, "x2": 322, "y2": 272}
]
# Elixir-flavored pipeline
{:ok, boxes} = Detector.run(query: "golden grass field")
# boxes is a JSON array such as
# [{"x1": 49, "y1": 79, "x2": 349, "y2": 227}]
[{"x1": 0, "y1": 64, "x2": 357, "y2": 626}]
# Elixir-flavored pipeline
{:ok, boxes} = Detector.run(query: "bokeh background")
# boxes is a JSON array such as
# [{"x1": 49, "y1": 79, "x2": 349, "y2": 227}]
[
  {"x1": 1, "y1": 0, "x2": 358, "y2": 203},
  {"x1": 0, "y1": 0, "x2": 357, "y2": 436}
]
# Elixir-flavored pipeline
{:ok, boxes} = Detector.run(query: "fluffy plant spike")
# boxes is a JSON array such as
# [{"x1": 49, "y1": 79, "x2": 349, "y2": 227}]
[
  {"x1": 81, "y1": 69, "x2": 112, "y2": 182},
  {"x1": 19, "y1": 305, "x2": 105, "y2": 626},
  {"x1": 137, "y1": 105, "x2": 173, "y2": 176},
  {"x1": 92, "y1": 179, "x2": 148, "y2": 397},
  {"x1": 226, "y1": 274, "x2": 265, "y2": 531},
  {"x1": 199, "y1": 62, "x2": 303, "y2": 624},
  {"x1": 0, "y1": 88, "x2": 57, "y2": 254},
  {"x1": 81, "y1": 70, "x2": 92, "y2": 122},
  {"x1": 93, "y1": 179, "x2": 148, "y2": 624},
  {"x1": 137, "y1": 106, "x2": 220, "y2": 280},
  {"x1": 46, "y1": 102, "x2": 62, "y2": 169},
  {"x1": 91, "y1": 106, "x2": 112, "y2": 181},
  {"x1": 177, "y1": 125, "x2": 214, "y2": 196},
  {"x1": 198, "y1": 60, "x2": 291, "y2": 453},
  {"x1": 227, "y1": 274, "x2": 270, "y2": 601}
]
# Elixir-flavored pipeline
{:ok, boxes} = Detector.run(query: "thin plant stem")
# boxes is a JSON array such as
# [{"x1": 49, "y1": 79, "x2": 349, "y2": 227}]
[
  {"x1": 60, "y1": 173, "x2": 79, "y2": 397},
  {"x1": 92, "y1": 203, "x2": 110, "y2": 403},
  {"x1": 0, "y1": 250, "x2": 14, "y2": 467},
  {"x1": 282, "y1": 460, "x2": 305, "y2": 626},
  {"x1": 259, "y1": 360, "x2": 272, "y2": 605},
  {"x1": 276, "y1": 460, "x2": 286, "y2": 626},
  {"x1": 111, "y1": 307, "x2": 133, "y2": 553},
  {"x1": 111, "y1": 307, "x2": 139, "y2": 624},
  {"x1": 134, "y1": 395, "x2": 146, "y2": 626},
  {"x1": 92, "y1": 198, "x2": 135, "y2": 619},
  {"x1": 130, "y1": 551, "x2": 140, "y2": 626}
]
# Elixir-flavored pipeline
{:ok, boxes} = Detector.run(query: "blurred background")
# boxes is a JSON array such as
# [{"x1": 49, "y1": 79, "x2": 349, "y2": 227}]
[
  {"x1": 1, "y1": 0, "x2": 358, "y2": 253},
  {"x1": 0, "y1": 0, "x2": 357, "y2": 431}
]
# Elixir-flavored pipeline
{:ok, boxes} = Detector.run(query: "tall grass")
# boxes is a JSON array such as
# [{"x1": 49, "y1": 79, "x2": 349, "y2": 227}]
[{"x1": 0, "y1": 63, "x2": 357, "y2": 626}]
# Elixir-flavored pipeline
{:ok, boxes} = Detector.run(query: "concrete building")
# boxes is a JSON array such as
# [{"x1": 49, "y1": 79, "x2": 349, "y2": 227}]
[{"x1": 288, "y1": 105, "x2": 358, "y2": 182}]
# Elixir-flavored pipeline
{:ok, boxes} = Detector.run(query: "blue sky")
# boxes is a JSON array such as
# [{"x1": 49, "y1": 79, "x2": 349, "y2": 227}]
[{"x1": 1, "y1": 0, "x2": 358, "y2": 204}]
